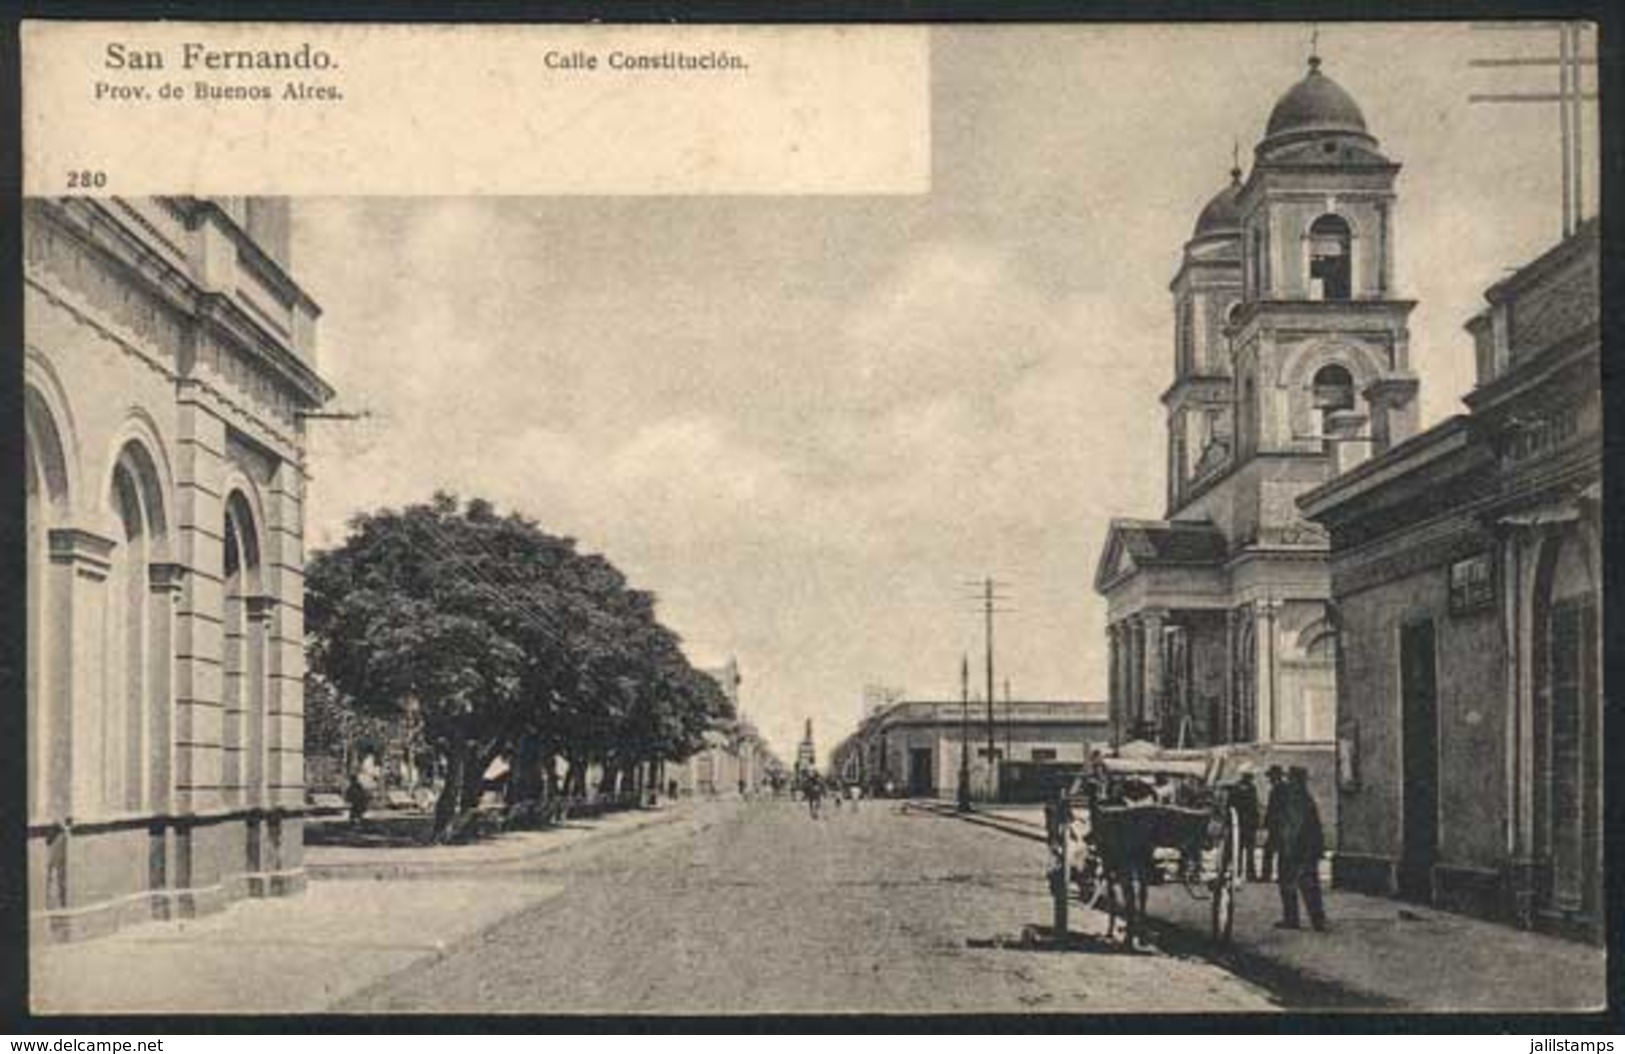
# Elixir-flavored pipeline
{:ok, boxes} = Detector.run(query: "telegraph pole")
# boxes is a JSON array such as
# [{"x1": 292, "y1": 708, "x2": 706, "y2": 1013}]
[
  {"x1": 1004, "y1": 676, "x2": 1012, "y2": 764},
  {"x1": 984, "y1": 578, "x2": 996, "y2": 776},
  {"x1": 965, "y1": 576, "x2": 1013, "y2": 801},
  {"x1": 1469, "y1": 21, "x2": 1595, "y2": 237},
  {"x1": 957, "y1": 654, "x2": 972, "y2": 812}
]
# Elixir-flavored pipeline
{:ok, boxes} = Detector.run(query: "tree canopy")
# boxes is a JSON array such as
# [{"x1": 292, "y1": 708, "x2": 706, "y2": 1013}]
[{"x1": 304, "y1": 492, "x2": 733, "y2": 835}]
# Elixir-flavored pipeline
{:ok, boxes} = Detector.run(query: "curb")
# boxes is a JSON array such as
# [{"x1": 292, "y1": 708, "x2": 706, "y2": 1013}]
[
  {"x1": 908, "y1": 799, "x2": 1047, "y2": 843},
  {"x1": 306, "y1": 807, "x2": 686, "y2": 881}
]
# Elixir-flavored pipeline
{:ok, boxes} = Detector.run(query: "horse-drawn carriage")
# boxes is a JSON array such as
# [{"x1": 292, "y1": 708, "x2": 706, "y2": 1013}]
[{"x1": 1045, "y1": 755, "x2": 1243, "y2": 948}]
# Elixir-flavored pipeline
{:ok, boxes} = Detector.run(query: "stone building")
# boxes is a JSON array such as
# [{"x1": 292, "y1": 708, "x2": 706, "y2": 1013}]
[
  {"x1": 25, "y1": 197, "x2": 334, "y2": 940},
  {"x1": 830, "y1": 699, "x2": 1110, "y2": 800},
  {"x1": 1094, "y1": 54, "x2": 1420, "y2": 751},
  {"x1": 669, "y1": 657, "x2": 780, "y2": 795},
  {"x1": 1300, "y1": 220, "x2": 1601, "y2": 941}
]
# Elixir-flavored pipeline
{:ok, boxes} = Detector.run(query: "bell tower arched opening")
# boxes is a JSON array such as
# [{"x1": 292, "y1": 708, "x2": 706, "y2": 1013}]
[{"x1": 1308, "y1": 215, "x2": 1352, "y2": 300}]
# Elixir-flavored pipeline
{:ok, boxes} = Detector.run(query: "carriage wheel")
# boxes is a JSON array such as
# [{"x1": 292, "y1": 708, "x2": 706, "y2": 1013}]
[{"x1": 1209, "y1": 806, "x2": 1239, "y2": 944}]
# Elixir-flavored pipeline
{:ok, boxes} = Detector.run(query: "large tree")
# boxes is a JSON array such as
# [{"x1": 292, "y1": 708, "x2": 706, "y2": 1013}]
[{"x1": 305, "y1": 492, "x2": 727, "y2": 838}]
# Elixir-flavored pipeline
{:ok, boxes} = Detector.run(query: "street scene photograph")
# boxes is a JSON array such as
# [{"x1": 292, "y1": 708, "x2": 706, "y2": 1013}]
[{"x1": 20, "y1": 20, "x2": 1606, "y2": 1018}]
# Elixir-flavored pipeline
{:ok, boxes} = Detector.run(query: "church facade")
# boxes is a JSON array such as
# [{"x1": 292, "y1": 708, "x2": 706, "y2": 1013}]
[
  {"x1": 25, "y1": 197, "x2": 334, "y2": 940},
  {"x1": 1094, "y1": 56, "x2": 1419, "y2": 750}
]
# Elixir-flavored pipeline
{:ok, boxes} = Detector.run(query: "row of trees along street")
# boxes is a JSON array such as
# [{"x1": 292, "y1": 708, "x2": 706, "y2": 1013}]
[{"x1": 304, "y1": 493, "x2": 734, "y2": 840}]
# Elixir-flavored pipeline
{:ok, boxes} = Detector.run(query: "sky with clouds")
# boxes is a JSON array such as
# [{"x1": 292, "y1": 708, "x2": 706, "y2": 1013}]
[{"x1": 292, "y1": 23, "x2": 1595, "y2": 762}]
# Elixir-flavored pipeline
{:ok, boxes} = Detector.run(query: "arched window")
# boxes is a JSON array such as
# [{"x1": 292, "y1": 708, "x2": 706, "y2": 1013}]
[
  {"x1": 1250, "y1": 228, "x2": 1265, "y2": 296},
  {"x1": 101, "y1": 440, "x2": 169, "y2": 816},
  {"x1": 1239, "y1": 373, "x2": 1257, "y2": 456},
  {"x1": 1312, "y1": 363, "x2": 1356, "y2": 436},
  {"x1": 107, "y1": 465, "x2": 148, "y2": 812},
  {"x1": 1308, "y1": 215, "x2": 1352, "y2": 301},
  {"x1": 222, "y1": 492, "x2": 264, "y2": 807},
  {"x1": 26, "y1": 383, "x2": 74, "y2": 824},
  {"x1": 1177, "y1": 299, "x2": 1195, "y2": 376},
  {"x1": 1532, "y1": 528, "x2": 1600, "y2": 917}
]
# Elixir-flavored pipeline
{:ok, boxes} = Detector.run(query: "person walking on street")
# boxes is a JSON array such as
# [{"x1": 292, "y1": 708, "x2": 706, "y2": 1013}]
[
  {"x1": 1260, "y1": 764, "x2": 1285, "y2": 882},
  {"x1": 1231, "y1": 766, "x2": 1261, "y2": 881},
  {"x1": 1274, "y1": 766, "x2": 1329, "y2": 931},
  {"x1": 343, "y1": 773, "x2": 370, "y2": 826},
  {"x1": 804, "y1": 773, "x2": 825, "y2": 819}
]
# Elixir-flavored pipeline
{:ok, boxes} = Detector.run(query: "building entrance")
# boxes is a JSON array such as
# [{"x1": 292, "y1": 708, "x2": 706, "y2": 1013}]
[
  {"x1": 1398, "y1": 619, "x2": 1438, "y2": 902},
  {"x1": 907, "y1": 748, "x2": 934, "y2": 798}
]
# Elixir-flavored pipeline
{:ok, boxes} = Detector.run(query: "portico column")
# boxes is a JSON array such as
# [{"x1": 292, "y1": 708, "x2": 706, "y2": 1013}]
[
  {"x1": 1256, "y1": 600, "x2": 1281, "y2": 743},
  {"x1": 1142, "y1": 609, "x2": 1166, "y2": 739},
  {"x1": 1127, "y1": 618, "x2": 1144, "y2": 733},
  {"x1": 1106, "y1": 623, "x2": 1122, "y2": 743}
]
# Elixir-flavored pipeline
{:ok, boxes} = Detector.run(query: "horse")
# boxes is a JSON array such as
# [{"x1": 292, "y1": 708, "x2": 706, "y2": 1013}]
[{"x1": 1070, "y1": 779, "x2": 1161, "y2": 949}]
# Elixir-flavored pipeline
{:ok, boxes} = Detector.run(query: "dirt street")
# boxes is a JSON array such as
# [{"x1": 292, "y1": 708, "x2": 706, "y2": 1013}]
[{"x1": 336, "y1": 798, "x2": 1276, "y2": 1014}]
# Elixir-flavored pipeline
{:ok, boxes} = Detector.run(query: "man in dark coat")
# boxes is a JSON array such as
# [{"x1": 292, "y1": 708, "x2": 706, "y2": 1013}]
[
  {"x1": 1274, "y1": 765, "x2": 1328, "y2": 931},
  {"x1": 1260, "y1": 764, "x2": 1285, "y2": 882},
  {"x1": 1230, "y1": 767, "x2": 1261, "y2": 880}
]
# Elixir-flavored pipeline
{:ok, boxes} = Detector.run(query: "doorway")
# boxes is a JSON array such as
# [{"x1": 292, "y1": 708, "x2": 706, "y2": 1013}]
[
  {"x1": 1397, "y1": 619, "x2": 1438, "y2": 902},
  {"x1": 1533, "y1": 528, "x2": 1600, "y2": 927},
  {"x1": 907, "y1": 748, "x2": 934, "y2": 798}
]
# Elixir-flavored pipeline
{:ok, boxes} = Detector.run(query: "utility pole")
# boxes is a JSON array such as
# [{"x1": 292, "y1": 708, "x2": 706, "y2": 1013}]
[
  {"x1": 957, "y1": 654, "x2": 971, "y2": 812},
  {"x1": 965, "y1": 576, "x2": 1013, "y2": 802},
  {"x1": 1469, "y1": 21, "x2": 1595, "y2": 238},
  {"x1": 1004, "y1": 676, "x2": 1012, "y2": 764}
]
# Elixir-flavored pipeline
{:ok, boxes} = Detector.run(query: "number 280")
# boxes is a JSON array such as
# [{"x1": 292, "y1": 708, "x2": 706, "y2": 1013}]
[{"x1": 67, "y1": 170, "x2": 108, "y2": 189}]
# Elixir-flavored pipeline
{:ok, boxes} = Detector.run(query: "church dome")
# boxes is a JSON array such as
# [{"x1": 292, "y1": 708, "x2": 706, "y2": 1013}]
[
  {"x1": 1193, "y1": 169, "x2": 1243, "y2": 238},
  {"x1": 1262, "y1": 57, "x2": 1369, "y2": 146}
]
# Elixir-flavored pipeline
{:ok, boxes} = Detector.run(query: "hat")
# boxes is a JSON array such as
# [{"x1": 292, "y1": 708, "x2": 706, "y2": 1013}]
[{"x1": 1265, "y1": 764, "x2": 1284, "y2": 778}]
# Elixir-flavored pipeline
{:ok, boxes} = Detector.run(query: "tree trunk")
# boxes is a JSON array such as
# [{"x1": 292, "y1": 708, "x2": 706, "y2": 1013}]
[
  {"x1": 511, "y1": 733, "x2": 542, "y2": 804},
  {"x1": 433, "y1": 746, "x2": 465, "y2": 840},
  {"x1": 462, "y1": 745, "x2": 490, "y2": 813}
]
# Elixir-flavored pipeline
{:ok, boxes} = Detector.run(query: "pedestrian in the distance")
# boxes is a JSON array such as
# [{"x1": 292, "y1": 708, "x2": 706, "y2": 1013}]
[
  {"x1": 1260, "y1": 764, "x2": 1285, "y2": 882},
  {"x1": 1274, "y1": 766, "x2": 1329, "y2": 931},
  {"x1": 343, "y1": 772, "x2": 369, "y2": 826},
  {"x1": 1230, "y1": 766, "x2": 1261, "y2": 880},
  {"x1": 804, "y1": 773, "x2": 824, "y2": 819}
]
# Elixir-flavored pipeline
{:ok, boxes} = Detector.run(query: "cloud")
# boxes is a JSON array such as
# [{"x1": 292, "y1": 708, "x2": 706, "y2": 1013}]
[{"x1": 840, "y1": 241, "x2": 1053, "y2": 410}]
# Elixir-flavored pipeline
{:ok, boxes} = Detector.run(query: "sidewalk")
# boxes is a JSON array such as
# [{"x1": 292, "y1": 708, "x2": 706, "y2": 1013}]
[
  {"x1": 929, "y1": 803, "x2": 1606, "y2": 1012},
  {"x1": 31, "y1": 803, "x2": 687, "y2": 1014},
  {"x1": 306, "y1": 800, "x2": 683, "y2": 880},
  {"x1": 1147, "y1": 879, "x2": 1606, "y2": 1012}
]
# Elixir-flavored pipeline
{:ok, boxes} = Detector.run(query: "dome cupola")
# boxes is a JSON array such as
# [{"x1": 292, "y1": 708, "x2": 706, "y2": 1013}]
[
  {"x1": 1257, "y1": 56, "x2": 1378, "y2": 158},
  {"x1": 1192, "y1": 163, "x2": 1244, "y2": 239}
]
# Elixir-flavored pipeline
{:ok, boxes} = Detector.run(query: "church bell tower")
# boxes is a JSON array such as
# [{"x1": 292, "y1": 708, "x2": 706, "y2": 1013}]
[{"x1": 1227, "y1": 53, "x2": 1420, "y2": 483}]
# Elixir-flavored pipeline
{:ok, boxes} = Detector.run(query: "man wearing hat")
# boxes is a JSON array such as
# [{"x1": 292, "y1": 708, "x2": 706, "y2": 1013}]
[
  {"x1": 1260, "y1": 764, "x2": 1285, "y2": 882},
  {"x1": 1230, "y1": 765, "x2": 1261, "y2": 880},
  {"x1": 1274, "y1": 765, "x2": 1329, "y2": 931}
]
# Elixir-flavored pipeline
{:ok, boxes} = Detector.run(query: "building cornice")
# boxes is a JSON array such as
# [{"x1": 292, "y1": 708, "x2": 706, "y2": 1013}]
[
  {"x1": 33, "y1": 198, "x2": 334, "y2": 409},
  {"x1": 1298, "y1": 415, "x2": 1475, "y2": 522}
]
